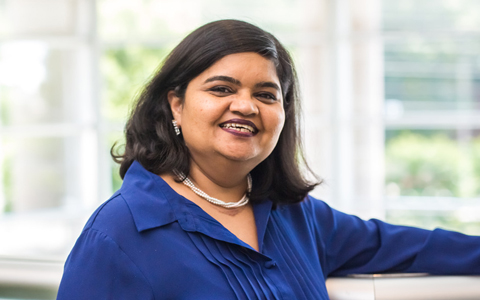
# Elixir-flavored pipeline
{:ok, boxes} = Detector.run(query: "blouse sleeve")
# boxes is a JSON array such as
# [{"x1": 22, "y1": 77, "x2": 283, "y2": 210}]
[
  {"x1": 57, "y1": 228, "x2": 154, "y2": 300},
  {"x1": 307, "y1": 196, "x2": 480, "y2": 277}
]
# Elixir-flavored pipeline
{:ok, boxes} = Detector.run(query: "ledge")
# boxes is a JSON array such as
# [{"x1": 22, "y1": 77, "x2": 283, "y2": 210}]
[{"x1": 326, "y1": 274, "x2": 480, "y2": 300}]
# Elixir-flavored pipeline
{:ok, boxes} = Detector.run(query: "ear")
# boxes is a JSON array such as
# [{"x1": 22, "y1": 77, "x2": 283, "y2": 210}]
[{"x1": 168, "y1": 90, "x2": 183, "y2": 126}]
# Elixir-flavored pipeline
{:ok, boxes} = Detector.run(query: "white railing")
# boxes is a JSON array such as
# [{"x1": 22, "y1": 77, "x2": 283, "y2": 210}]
[{"x1": 326, "y1": 274, "x2": 480, "y2": 300}]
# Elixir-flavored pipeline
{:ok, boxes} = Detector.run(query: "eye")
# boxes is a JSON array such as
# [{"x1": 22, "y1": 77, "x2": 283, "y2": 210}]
[
  {"x1": 208, "y1": 86, "x2": 233, "y2": 95},
  {"x1": 256, "y1": 92, "x2": 277, "y2": 102}
]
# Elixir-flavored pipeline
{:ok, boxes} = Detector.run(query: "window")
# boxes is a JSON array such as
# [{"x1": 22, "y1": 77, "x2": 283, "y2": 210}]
[
  {"x1": 0, "y1": 0, "x2": 100, "y2": 259},
  {"x1": 383, "y1": 0, "x2": 480, "y2": 233}
]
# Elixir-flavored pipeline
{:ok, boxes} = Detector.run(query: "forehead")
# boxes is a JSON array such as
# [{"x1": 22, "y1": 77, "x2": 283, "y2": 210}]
[{"x1": 195, "y1": 52, "x2": 280, "y2": 84}]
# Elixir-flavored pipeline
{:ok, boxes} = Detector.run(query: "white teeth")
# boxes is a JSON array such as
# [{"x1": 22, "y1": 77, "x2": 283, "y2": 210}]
[{"x1": 221, "y1": 123, "x2": 255, "y2": 133}]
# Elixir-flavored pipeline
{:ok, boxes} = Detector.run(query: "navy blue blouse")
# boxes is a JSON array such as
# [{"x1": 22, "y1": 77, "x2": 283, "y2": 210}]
[{"x1": 57, "y1": 161, "x2": 480, "y2": 299}]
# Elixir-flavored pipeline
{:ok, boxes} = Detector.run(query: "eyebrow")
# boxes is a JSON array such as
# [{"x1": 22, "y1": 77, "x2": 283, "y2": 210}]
[
  {"x1": 204, "y1": 76, "x2": 240, "y2": 85},
  {"x1": 204, "y1": 75, "x2": 281, "y2": 92},
  {"x1": 254, "y1": 81, "x2": 281, "y2": 91}
]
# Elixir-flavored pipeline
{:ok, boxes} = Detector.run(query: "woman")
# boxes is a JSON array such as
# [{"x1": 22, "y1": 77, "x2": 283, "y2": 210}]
[{"x1": 57, "y1": 20, "x2": 480, "y2": 299}]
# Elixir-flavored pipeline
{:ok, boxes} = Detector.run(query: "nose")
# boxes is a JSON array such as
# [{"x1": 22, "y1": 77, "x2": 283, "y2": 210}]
[{"x1": 229, "y1": 92, "x2": 259, "y2": 116}]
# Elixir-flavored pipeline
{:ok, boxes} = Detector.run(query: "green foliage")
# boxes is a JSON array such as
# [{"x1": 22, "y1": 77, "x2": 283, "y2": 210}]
[
  {"x1": 107, "y1": 131, "x2": 125, "y2": 192},
  {"x1": 385, "y1": 131, "x2": 480, "y2": 198},
  {"x1": 2, "y1": 153, "x2": 12, "y2": 212},
  {"x1": 0, "y1": 86, "x2": 11, "y2": 126},
  {"x1": 111, "y1": 163, "x2": 123, "y2": 192},
  {"x1": 385, "y1": 131, "x2": 480, "y2": 232},
  {"x1": 101, "y1": 47, "x2": 171, "y2": 123},
  {"x1": 472, "y1": 138, "x2": 480, "y2": 184}
]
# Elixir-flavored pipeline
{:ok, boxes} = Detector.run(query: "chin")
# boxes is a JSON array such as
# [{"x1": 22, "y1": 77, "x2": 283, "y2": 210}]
[
  {"x1": 218, "y1": 150, "x2": 257, "y2": 161},
  {"x1": 216, "y1": 144, "x2": 270, "y2": 163},
  {"x1": 223, "y1": 153, "x2": 255, "y2": 162},
  {"x1": 222, "y1": 151, "x2": 268, "y2": 166}
]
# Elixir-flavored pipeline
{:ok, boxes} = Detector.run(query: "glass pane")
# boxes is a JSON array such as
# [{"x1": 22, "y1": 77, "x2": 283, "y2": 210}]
[
  {"x1": 385, "y1": 129, "x2": 480, "y2": 232},
  {"x1": 387, "y1": 208, "x2": 480, "y2": 235},
  {"x1": 383, "y1": 0, "x2": 480, "y2": 32},
  {"x1": 385, "y1": 129, "x2": 480, "y2": 198},
  {"x1": 0, "y1": 210, "x2": 84, "y2": 258},
  {"x1": 0, "y1": 136, "x2": 91, "y2": 259},
  {"x1": 98, "y1": 0, "x2": 304, "y2": 42},
  {"x1": 383, "y1": 0, "x2": 480, "y2": 114},
  {"x1": 0, "y1": 2, "x2": 6, "y2": 37},
  {"x1": 0, "y1": 42, "x2": 80, "y2": 125},
  {"x1": 1, "y1": 137, "x2": 68, "y2": 212},
  {"x1": 0, "y1": 0, "x2": 78, "y2": 38},
  {"x1": 384, "y1": 39, "x2": 480, "y2": 113},
  {"x1": 101, "y1": 47, "x2": 170, "y2": 123}
]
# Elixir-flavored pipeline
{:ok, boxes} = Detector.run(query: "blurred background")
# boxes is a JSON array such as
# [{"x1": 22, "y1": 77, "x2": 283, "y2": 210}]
[{"x1": 1, "y1": 0, "x2": 480, "y2": 296}]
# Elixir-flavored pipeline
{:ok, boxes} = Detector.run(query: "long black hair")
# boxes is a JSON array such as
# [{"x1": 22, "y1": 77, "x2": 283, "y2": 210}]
[{"x1": 112, "y1": 19, "x2": 320, "y2": 204}]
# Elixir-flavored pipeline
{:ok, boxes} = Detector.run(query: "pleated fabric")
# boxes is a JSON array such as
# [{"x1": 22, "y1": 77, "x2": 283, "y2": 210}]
[
  {"x1": 267, "y1": 212, "x2": 327, "y2": 299},
  {"x1": 187, "y1": 234, "x2": 279, "y2": 299},
  {"x1": 176, "y1": 197, "x2": 330, "y2": 299}
]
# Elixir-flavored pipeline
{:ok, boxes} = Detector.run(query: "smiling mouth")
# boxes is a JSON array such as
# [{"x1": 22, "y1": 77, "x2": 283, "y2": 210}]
[
  {"x1": 219, "y1": 119, "x2": 259, "y2": 136},
  {"x1": 220, "y1": 123, "x2": 255, "y2": 133}
]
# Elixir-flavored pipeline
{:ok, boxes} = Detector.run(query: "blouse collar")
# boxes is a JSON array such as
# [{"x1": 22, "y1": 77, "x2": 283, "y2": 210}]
[{"x1": 119, "y1": 161, "x2": 273, "y2": 252}]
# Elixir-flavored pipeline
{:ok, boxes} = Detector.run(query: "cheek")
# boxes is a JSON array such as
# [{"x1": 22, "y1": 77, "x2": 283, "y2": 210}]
[
  {"x1": 272, "y1": 109, "x2": 286, "y2": 137},
  {"x1": 190, "y1": 97, "x2": 220, "y2": 115},
  {"x1": 182, "y1": 100, "x2": 210, "y2": 127},
  {"x1": 263, "y1": 109, "x2": 286, "y2": 149}
]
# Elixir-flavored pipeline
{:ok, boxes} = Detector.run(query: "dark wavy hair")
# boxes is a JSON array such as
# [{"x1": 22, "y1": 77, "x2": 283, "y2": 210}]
[{"x1": 112, "y1": 19, "x2": 320, "y2": 204}]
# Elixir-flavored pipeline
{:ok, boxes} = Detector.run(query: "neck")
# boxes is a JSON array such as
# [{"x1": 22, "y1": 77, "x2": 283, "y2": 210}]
[{"x1": 187, "y1": 159, "x2": 251, "y2": 204}]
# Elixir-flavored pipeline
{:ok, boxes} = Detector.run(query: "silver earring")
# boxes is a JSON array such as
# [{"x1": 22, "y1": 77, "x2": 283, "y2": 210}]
[{"x1": 172, "y1": 120, "x2": 181, "y2": 135}]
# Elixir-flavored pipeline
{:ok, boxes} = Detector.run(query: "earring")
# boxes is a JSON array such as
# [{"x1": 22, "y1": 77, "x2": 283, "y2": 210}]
[{"x1": 172, "y1": 120, "x2": 181, "y2": 135}]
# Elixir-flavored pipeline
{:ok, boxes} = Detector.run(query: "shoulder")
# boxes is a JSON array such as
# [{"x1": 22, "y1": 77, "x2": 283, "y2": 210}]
[
  {"x1": 58, "y1": 219, "x2": 155, "y2": 299},
  {"x1": 275, "y1": 195, "x2": 335, "y2": 222},
  {"x1": 84, "y1": 192, "x2": 134, "y2": 233},
  {"x1": 269, "y1": 195, "x2": 338, "y2": 237},
  {"x1": 79, "y1": 191, "x2": 149, "y2": 252},
  {"x1": 274, "y1": 195, "x2": 375, "y2": 239}
]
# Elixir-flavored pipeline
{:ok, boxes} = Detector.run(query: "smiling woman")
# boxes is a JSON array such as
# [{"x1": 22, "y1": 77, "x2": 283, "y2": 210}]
[
  {"x1": 168, "y1": 53, "x2": 285, "y2": 174},
  {"x1": 57, "y1": 19, "x2": 480, "y2": 300},
  {"x1": 111, "y1": 19, "x2": 316, "y2": 206}
]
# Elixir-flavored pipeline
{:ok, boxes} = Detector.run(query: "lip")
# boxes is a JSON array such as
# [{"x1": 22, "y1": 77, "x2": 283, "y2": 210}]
[{"x1": 219, "y1": 118, "x2": 259, "y2": 137}]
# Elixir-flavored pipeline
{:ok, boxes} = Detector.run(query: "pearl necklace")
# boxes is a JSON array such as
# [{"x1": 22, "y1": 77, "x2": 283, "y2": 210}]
[{"x1": 174, "y1": 171, "x2": 252, "y2": 209}]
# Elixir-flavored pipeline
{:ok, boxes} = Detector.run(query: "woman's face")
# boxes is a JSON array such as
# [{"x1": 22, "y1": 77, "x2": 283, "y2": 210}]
[{"x1": 169, "y1": 52, "x2": 285, "y2": 168}]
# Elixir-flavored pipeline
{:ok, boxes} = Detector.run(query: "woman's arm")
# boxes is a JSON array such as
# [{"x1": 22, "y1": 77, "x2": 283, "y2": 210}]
[
  {"x1": 57, "y1": 228, "x2": 154, "y2": 300},
  {"x1": 306, "y1": 197, "x2": 480, "y2": 277}
]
